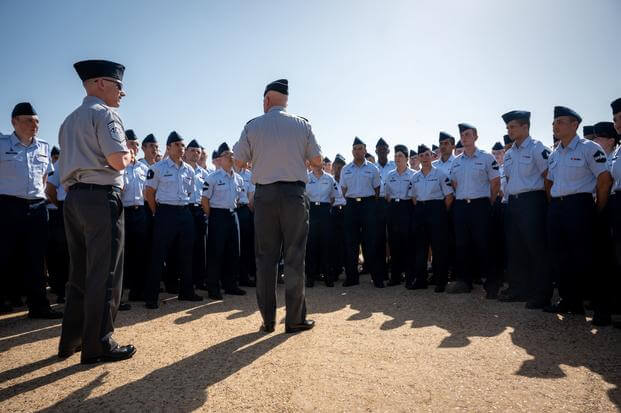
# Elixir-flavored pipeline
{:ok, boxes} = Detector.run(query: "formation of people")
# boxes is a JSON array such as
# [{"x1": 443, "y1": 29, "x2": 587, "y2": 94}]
[{"x1": 1, "y1": 58, "x2": 620, "y2": 365}]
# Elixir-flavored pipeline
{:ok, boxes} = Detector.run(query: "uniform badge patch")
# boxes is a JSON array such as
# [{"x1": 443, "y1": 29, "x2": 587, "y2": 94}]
[
  {"x1": 146, "y1": 170, "x2": 154, "y2": 179},
  {"x1": 107, "y1": 121, "x2": 125, "y2": 143},
  {"x1": 593, "y1": 150, "x2": 606, "y2": 163},
  {"x1": 542, "y1": 149, "x2": 550, "y2": 160}
]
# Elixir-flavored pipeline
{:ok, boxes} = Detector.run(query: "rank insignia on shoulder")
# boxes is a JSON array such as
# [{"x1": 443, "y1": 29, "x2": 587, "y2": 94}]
[
  {"x1": 147, "y1": 170, "x2": 155, "y2": 179},
  {"x1": 593, "y1": 150, "x2": 606, "y2": 163},
  {"x1": 542, "y1": 149, "x2": 550, "y2": 160}
]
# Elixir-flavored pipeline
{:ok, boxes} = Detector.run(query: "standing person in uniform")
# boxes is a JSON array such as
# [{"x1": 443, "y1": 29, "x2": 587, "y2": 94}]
[
  {"x1": 500, "y1": 110, "x2": 552, "y2": 308},
  {"x1": 57, "y1": 60, "x2": 134, "y2": 363},
  {"x1": 184, "y1": 139, "x2": 210, "y2": 290},
  {"x1": 454, "y1": 140, "x2": 464, "y2": 157},
  {"x1": 490, "y1": 141, "x2": 507, "y2": 289},
  {"x1": 610, "y1": 98, "x2": 621, "y2": 328},
  {"x1": 409, "y1": 144, "x2": 454, "y2": 291},
  {"x1": 305, "y1": 159, "x2": 339, "y2": 287},
  {"x1": 139, "y1": 134, "x2": 159, "y2": 166},
  {"x1": 235, "y1": 160, "x2": 257, "y2": 288},
  {"x1": 583, "y1": 125, "x2": 595, "y2": 141},
  {"x1": 202, "y1": 143, "x2": 246, "y2": 300},
  {"x1": 544, "y1": 106, "x2": 612, "y2": 315},
  {"x1": 233, "y1": 79, "x2": 321, "y2": 333},
  {"x1": 340, "y1": 137, "x2": 382, "y2": 287},
  {"x1": 433, "y1": 132, "x2": 457, "y2": 279},
  {"x1": 447, "y1": 123, "x2": 501, "y2": 298},
  {"x1": 384, "y1": 144, "x2": 414, "y2": 287},
  {"x1": 409, "y1": 149, "x2": 420, "y2": 171},
  {"x1": 375, "y1": 138, "x2": 395, "y2": 281},
  {"x1": 46, "y1": 147, "x2": 70, "y2": 304},
  {"x1": 322, "y1": 157, "x2": 332, "y2": 174},
  {"x1": 144, "y1": 131, "x2": 203, "y2": 309},
  {"x1": 589, "y1": 121, "x2": 618, "y2": 325},
  {"x1": 330, "y1": 154, "x2": 347, "y2": 281},
  {"x1": 121, "y1": 129, "x2": 150, "y2": 304},
  {"x1": 0, "y1": 102, "x2": 62, "y2": 318}
]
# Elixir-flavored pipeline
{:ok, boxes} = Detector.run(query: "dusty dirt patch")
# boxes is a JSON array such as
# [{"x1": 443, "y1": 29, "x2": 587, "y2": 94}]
[{"x1": 1, "y1": 278, "x2": 620, "y2": 412}]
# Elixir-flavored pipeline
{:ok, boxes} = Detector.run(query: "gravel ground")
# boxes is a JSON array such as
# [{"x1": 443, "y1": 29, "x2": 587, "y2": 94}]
[{"x1": 1, "y1": 277, "x2": 620, "y2": 412}]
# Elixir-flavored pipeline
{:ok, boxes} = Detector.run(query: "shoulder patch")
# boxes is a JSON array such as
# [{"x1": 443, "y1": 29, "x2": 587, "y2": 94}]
[
  {"x1": 541, "y1": 149, "x2": 550, "y2": 160},
  {"x1": 48, "y1": 171, "x2": 54, "y2": 176},
  {"x1": 147, "y1": 170, "x2": 155, "y2": 179},
  {"x1": 107, "y1": 120, "x2": 125, "y2": 143},
  {"x1": 593, "y1": 149, "x2": 606, "y2": 163}
]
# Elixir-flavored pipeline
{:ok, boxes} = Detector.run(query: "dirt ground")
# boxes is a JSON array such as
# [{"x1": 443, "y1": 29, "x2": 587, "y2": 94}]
[{"x1": 1, "y1": 277, "x2": 620, "y2": 412}]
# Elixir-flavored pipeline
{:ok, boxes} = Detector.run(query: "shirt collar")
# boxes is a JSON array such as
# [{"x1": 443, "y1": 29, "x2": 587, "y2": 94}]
[
  {"x1": 267, "y1": 106, "x2": 285, "y2": 114},
  {"x1": 440, "y1": 155, "x2": 454, "y2": 163},
  {"x1": 514, "y1": 136, "x2": 533, "y2": 150},
  {"x1": 562, "y1": 135, "x2": 580, "y2": 150},
  {"x1": 463, "y1": 148, "x2": 480, "y2": 159},
  {"x1": 10, "y1": 132, "x2": 38, "y2": 148},
  {"x1": 83, "y1": 95, "x2": 106, "y2": 106}
]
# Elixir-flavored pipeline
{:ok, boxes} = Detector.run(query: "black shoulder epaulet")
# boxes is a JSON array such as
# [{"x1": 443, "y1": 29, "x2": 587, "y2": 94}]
[
  {"x1": 296, "y1": 115, "x2": 309, "y2": 122},
  {"x1": 245, "y1": 117, "x2": 259, "y2": 126}
]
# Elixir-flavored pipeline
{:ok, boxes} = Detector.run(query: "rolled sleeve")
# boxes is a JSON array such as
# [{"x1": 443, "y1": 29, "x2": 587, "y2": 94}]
[
  {"x1": 372, "y1": 168, "x2": 381, "y2": 189},
  {"x1": 586, "y1": 142, "x2": 609, "y2": 178},
  {"x1": 304, "y1": 125, "x2": 322, "y2": 161},
  {"x1": 439, "y1": 171, "x2": 454, "y2": 196},
  {"x1": 145, "y1": 166, "x2": 159, "y2": 189},
  {"x1": 534, "y1": 142, "x2": 551, "y2": 173},
  {"x1": 233, "y1": 128, "x2": 251, "y2": 163}
]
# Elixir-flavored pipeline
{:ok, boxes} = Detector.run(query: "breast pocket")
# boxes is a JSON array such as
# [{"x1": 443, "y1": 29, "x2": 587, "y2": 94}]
[
  {"x1": 473, "y1": 162, "x2": 488, "y2": 183},
  {"x1": 518, "y1": 155, "x2": 535, "y2": 176},
  {"x1": 566, "y1": 158, "x2": 587, "y2": 181},
  {"x1": 32, "y1": 154, "x2": 49, "y2": 175},
  {"x1": 159, "y1": 175, "x2": 177, "y2": 193}
]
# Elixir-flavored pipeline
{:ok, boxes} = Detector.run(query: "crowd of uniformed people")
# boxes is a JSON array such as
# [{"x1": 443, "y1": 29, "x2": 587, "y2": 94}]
[{"x1": 1, "y1": 59, "x2": 620, "y2": 363}]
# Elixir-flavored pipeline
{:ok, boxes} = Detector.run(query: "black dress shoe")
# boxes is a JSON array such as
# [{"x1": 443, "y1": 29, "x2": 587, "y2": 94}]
[
  {"x1": 145, "y1": 301, "x2": 159, "y2": 309},
  {"x1": 342, "y1": 279, "x2": 359, "y2": 287},
  {"x1": 434, "y1": 285, "x2": 446, "y2": 293},
  {"x1": 238, "y1": 279, "x2": 256, "y2": 287},
  {"x1": 28, "y1": 307, "x2": 64, "y2": 319},
  {"x1": 208, "y1": 291, "x2": 223, "y2": 300},
  {"x1": 224, "y1": 287, "x2": 247, "y2": 296},
  {"x1": 118, "y1": 302, "x2": 131, "y2": 311},
  {"x1": 260, "y1": 322, "x2": 275, "y2": 333},
  {"x1": 178, "y1": 293, "x2": 204, "y2": 302},
  {"x1": 446, "y1": 281, "x2": 471, "y2": 294},
  {"x1": 387, "y1": 280, "x2": 401, "y2": 287},
  {"x1": 58, "y1": 345, "x2": 81, "y2": 359},
  {"x1": 81, "y1": 344, "x2": 137, "y2": 364},
  {"x1": 285, "y1": 319, "x2": 315, "y2": 334}
]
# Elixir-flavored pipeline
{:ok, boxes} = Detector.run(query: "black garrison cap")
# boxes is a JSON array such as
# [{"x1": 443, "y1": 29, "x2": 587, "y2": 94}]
[
  {"x1": 364, "y1": 153, "x2": 374, "y2": 160},
  {"x1": 216, "y1": 142, "x2": 232, "y2": 158},
  {"x1": 323, "y1": 156, "x2": 331, "y2": 163},
  {"x1": 503, "y1": 135, "x2": 512, "y2": 145},
  {"x1": 334, "y1": 154, "x2": 346, "y2": 165},
  {"x1": 394, "y1": 145, "x2": 408, "y2": 157},
  {"x1": 554, "y1": 106, "x2": 582, "y2": 123},
  {"x1": 611, "y1": 98, "x2": 621, "y2": 115},
  {"x1": 439, "y1": 131, "x2": 455, "y2": 143},
  {"x1": 353, "y1": 136, "x2": 365, "y2": 146},
  {"x1": 409, "y1": 149, "x2": 417, "y2": 157},
  {"x1": 142, "y1": 134, "x2": 157, "y2": 145},
  {"x1": 492, "y1": 142, "x2": 504, "y2": 151},
  {"x1": 458, "y1": 123, "x2": 476, "y2": 133},
  {"x1": 456, "y1": 140, "x2": 463, "y2": 148},
  {"x1": 51, "y1": 146, "x2": 60, "y2": 156},
  {"x1": 264, "y1": 79, "x2": 288, "y2": 96},
  {"x1": 583, "y1": 125, "x2": 594, "y2": 137},
  {"x1": 74, "y1": 59, "x2": 125, "y2": 81},
  {"x1": 432, "y1": 144, "x2": 439, "y2": 151},
  {"x1": 166, "y1": 131, "x2": 183, "y2": 145},
  {"x1": 187, "y1": 139, "x2": 200, "y2": 149},
  {"x1": 418, "y1": 144, "x2": 430, "y2": 154},
  {"x1": 211, "y1": 150, "x2": 218, "y2": 159},
  {"x1": 501, "y1": 110, "x2": 530, "y2": 124},
  {"x1": 11, "y1": 102, "x2": 37, "y2": 117},
  {"x1": 125, "y1": 129, "x2": 137, "y2": 141},
  {"x1": 376, "y1": 137, "x2": 388, "y2": 147},
  {"x1": 593, "y1": 122, "x2": 618, "y2": 140}
]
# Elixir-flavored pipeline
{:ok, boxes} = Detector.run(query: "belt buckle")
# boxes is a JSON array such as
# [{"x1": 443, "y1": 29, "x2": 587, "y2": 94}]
[
  {"x1": 395, "y1": 198, "x2": 400, "y2": 202},
  {"x1": 355, "y1": 197, "x2": 362, "y2": 202},
  {"x1": 466, "y1": 199, "x2": 471, "y2": 204},
  {"x1": 314, "y1": 202, "x2": 320, "y2": 206}
]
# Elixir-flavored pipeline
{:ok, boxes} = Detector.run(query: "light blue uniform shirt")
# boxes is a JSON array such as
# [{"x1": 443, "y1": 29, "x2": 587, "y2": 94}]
[
  {"x1": 432, "y1": 155, "x2": 454, "y2": 177},
  {"x1": 408, "y1": 167, "x2": 453, "y2": 201},
  {"x1": 202, "y1": 168, "x2": 244, "y2": 210},
  {"x1": 611, "y1": 146, "x2": 621, "y2": 192},
  {"x1": 145, "y1": 158, "x2": 195, "y2": 205},
  {"x1": 0, "y1": 133, "x2": 53, "y2": 199},
  {"x1": 122, "y1": 160, "x2": 149, "y2": 206},
  {"x1": 503, "y1": 136, "x2": 550, "y2": 197},
  {"x1": 449, "y1": 148, "x2": 499, "y2": 200},
  {"x1": 47, "y1": 165, "x2": 66, "y2": 202},
  {"x1": 376, "y1": 160, "x2": 396, "y2": 197},
  {"x1": 384, "y1": 167, "x2": 415, "y2": 200},
  {"x1": 340, "y1": 160, "x2": 381, "y2": 198},
  {"x1": 238, "y1": 168, "x2": 255, "y2": 205},
  {"x1": 306, "y1": 171, "x2": 339, "y2": 203},
  {"x1": 333, "y1": 182, "x2": 346, "y2": 206},
  {"x1": 189, "y1": 165, "x2": 209, "y2": 205},
  {"x1": 547, "y1": 135, "x2": 608, "y2": 197}
]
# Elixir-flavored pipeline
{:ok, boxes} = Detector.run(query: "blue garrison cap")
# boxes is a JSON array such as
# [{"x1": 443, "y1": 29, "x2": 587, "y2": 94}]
[
  {"x1": 456, "y1": 140, "x2": 463, "y2": 148},
  {"x1": 334, "y1": 153, "x2": 346, "y2": 165},
  {"x1": 583, "y1": 125, "x2": 594, "y2": 137},
  {"x1": 503, "y1": 135, "x2": 512, "y2": 145},
  {"x1": 409, "y1": 149, "x2": 417, "y2": 157},
  {"x1": 501, "y1": 110, "x2": 530, "y2": 124},
  {"x1": 264, "y1": 79, "x2": 288, "y2": 96},
  {"x1": 187, "y1": 139, "x2": 200, "y2": 149},
  {"x1": 554, "y1": 106, "x2": 582, "y2": 123},
  {"x1": 418, "y1": 144, "x2": 430, "y2": 154},
  {"x1": 11, "y1": 102, "x2": 37, "y2": 118},
  {"x1": 458, "y1": 123, "x2": 476, "y2": 133},
  {"x1": 394, "y1": 145, "x2": 408, "y2": 157},
  {"x1": 439, "y1": 131, "x2": 455, "y2": 143},
  {"x1": 215, "y1": 142, "x2": 232, "y2": 158},
  {"x1": 142, "y1": 134, "x2": 157, "y2": 145},
  {"x1": 611, "y1": 98, "x2": 621, "y2": 115},
  {"x1": 353, "y1": 136, "x2": 365, "y2": 146},
  {"x1": 593, "y1": 122, "x2": 617, "y2": 140},
  {"x1": 51, "y1": 146, "x2": 60, "y2": 156},
  {"x1": 74, "y1": 59, "x2": 124, "y2": 81},
  {"x1": 125, "y1": 129, "x2": 137, "y2": 141},
  {"x1": 492, "y1": 142, "x2": 504, "y2": 151},
  {"x1": 376, "y1": 137, "x2": 388, "y2": 147}
]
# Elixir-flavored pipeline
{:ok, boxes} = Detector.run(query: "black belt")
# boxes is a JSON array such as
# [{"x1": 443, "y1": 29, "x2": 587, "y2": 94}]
[
  {"x1": 310, "y1": 201, "x2": 331, "y2": 207},
  {"x1": 0, "y1": 195, "x2": 47, "y2": 210},
  {"x1": 189, "y1": 203, "x2": 202, "y2": 208},
  {"x1": 211, "y1": 207, "x2": 236, "y2": 214},
  {"x1": 550, "y1": 193, "x2": 593, "y2": 203},
  {"x1": 508, "y1": 190, "x2": 545, "y2": 201},
  {"x1": 157, "y1": 203, "x2": 188, "y2": 209},
  {"x1": 124, "y1": 205, "x2": 145, "y2": 211},
  {"x1": 69, "y1": 183, "x2": 121, "y2": 193},
  {"x1": 256, "y1": 181, "x2": 305, "y2": 188},
  {"x1": 332, "y1": 205, "x2": 344, "y2": 210},
  {"x1": 389, "y1": 198, "x2": 410, "y2": 203},
  {"x1": 346, "y1": 196, "x2": 374, "y2": 204},
  {"x1": 416, "y1": 199, "x2": 444, "y2": 205},
  {"x1": 455, "y1": 197, "x2": 488, "y2": 204}
]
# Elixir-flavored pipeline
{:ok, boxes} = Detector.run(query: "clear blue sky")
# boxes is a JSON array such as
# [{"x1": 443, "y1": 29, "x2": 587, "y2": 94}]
[{"x1": 1, "y1": 0, "x2": 620, "y2": 161}]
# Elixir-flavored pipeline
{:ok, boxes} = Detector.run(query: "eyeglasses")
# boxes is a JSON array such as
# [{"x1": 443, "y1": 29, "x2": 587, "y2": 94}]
[{"x1": 98, "y1": 78, "x2": 123, "y2": 91}]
